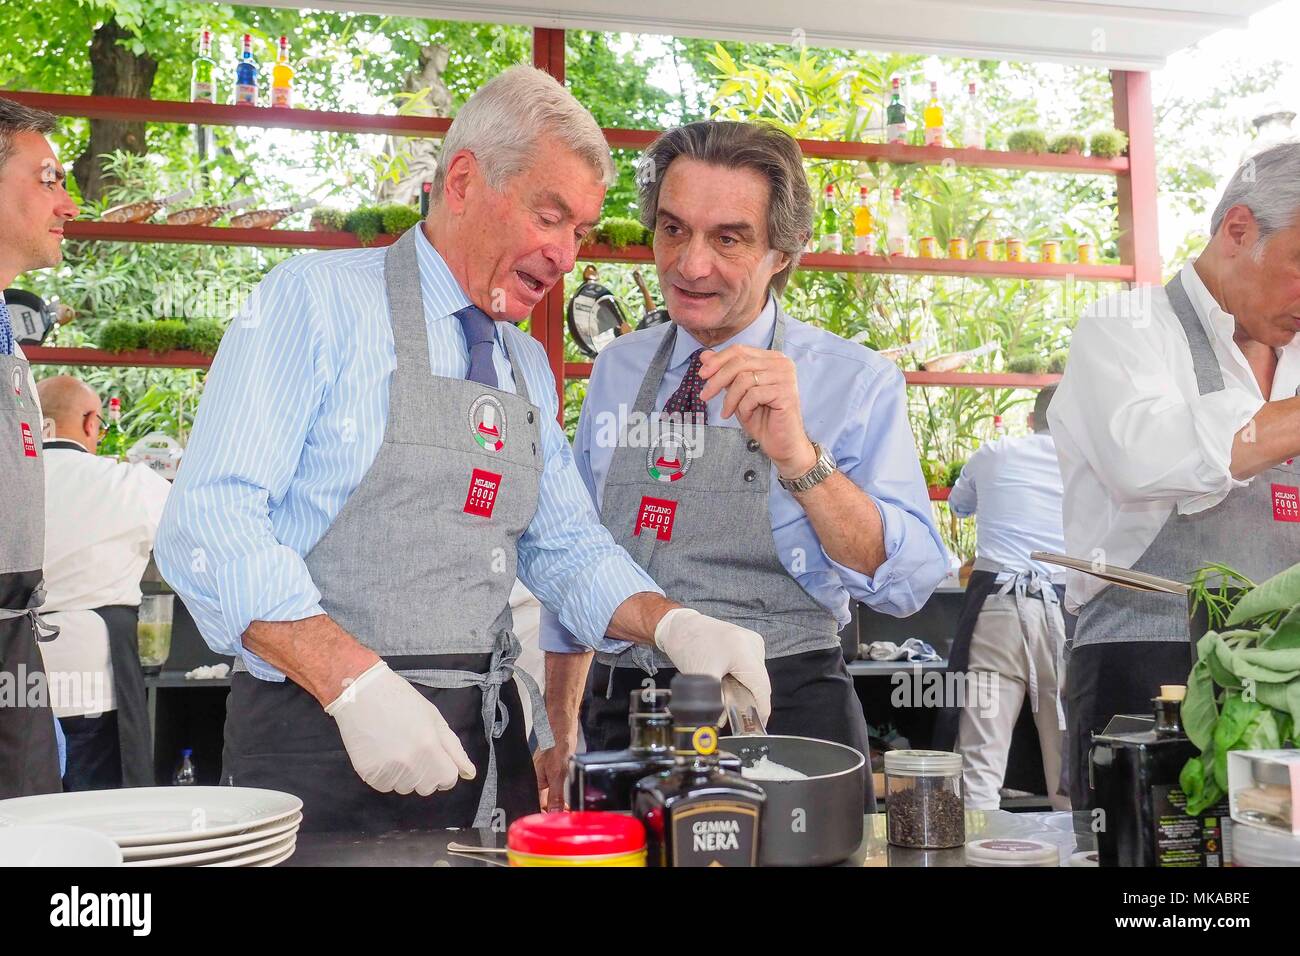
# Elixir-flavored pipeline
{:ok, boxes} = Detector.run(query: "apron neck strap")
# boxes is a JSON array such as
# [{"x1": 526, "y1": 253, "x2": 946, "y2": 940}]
[
  {"x1": 1165, "y1": 271, "x2": 1225, "y2": 396},
  {"x1": 382, "y1": 226, "x2": 534, "y2": 411},
  {"x1": 630, "y1": 304, "x2": 788, "y2": 417}
]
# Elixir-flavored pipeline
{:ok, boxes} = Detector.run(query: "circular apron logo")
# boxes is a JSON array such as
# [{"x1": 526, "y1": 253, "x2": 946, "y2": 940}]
[
  {"x1": 11, "y1": 367, "x2": 22, "y2": 396},
  {"x1": 647, "y1": 428, "x2": 693, "y2": 482},
  {"x1": 469, "y1": 394, "x2": 506, "y2": 452}
]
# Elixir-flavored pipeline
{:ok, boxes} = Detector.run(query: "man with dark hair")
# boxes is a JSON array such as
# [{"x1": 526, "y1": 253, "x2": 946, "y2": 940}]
[
  {"x1": 534, "y1": 120, "x2": 948, "y2": 811},
  {"x1": 936, "y1": 386, "x2": 1070, "y2": 810},
  {"x1": 0, "y1": 96, "x2": 80, "y2": 797}
]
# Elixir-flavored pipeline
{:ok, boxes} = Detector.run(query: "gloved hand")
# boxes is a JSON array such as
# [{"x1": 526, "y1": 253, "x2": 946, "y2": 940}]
[
  {"x1": 653, "y1": 608, "x2": 772, "y2": 726},
  {"x1": 324, "y1": 661, "x2": 476, "y2": 796}
]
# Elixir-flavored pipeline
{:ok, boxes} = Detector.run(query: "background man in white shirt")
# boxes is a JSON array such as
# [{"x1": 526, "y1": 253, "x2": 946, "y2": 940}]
[
  {"x1": 1050, "y1": 142, "x2": 1300, "y2": 808},
  {"x1": 36, "y1": 375, "x2": 170, "y2": 790},
  {"x1": 937, "y1": 387, "x2": 1070, "y2": 810}
]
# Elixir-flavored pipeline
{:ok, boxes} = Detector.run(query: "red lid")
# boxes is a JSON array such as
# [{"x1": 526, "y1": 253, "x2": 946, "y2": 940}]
[
  {"x1": 507, "y1": 812, "x2": 645, "y2": 856},
  {"x1": 109, "y1": 397, "x2": 121, "y2": 410}
]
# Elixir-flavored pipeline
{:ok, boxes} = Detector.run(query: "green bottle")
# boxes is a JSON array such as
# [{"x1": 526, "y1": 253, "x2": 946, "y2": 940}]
[
  {"x1": 886, "y1": 76, "x2": 907, "y2": 144},
  {"x1": 99, "y1": 397, "x2": 126, "y2": 461},
  {"x1": 819, "y1": 184, "x2": 841, "y2": 253},
  {"x1": 191, "y1": 28, "x2": 216, "y2": 103}
]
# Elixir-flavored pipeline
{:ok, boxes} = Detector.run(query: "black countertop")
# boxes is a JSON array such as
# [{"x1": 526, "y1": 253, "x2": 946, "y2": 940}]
[{"x1": 283, "y1": 809, "x2": 1095, "y2": 867}]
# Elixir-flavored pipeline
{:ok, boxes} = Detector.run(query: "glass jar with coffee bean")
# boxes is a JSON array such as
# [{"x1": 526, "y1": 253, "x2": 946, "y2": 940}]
[{"x1": 884, "y1": 750, "x2": 965, "y2": 849}]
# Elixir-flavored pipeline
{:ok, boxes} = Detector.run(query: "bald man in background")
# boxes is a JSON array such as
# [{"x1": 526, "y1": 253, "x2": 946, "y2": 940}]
[{"x1": 36, "y1": 375, "x2": 170, "y2": 789}]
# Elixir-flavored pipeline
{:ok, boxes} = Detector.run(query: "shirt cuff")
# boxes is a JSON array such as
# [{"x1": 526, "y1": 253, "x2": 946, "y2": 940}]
[
  {"x1": 827, "y1": 495, "x2": 947, "y2": 615},
  {"x1": 539, "y1": 606, "x2": 589, "y2": 653},
  {"x1": 212, "y1": 544, "x2": 326, "y2": 682},
  {"x1": 555, "y1": 552, "x2": 662, "y2": 655},
  {"x1": 1179, "y1": 389, "x2": 1263, "y2": 515},
  {"x1": 824, "y1": 494, "x2": 898, "y2": 599}
]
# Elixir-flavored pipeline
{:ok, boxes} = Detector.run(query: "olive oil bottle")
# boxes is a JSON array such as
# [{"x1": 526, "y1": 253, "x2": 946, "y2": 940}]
[{"x1": 634, "y1": 674, "x2": 765, "y2": 867}]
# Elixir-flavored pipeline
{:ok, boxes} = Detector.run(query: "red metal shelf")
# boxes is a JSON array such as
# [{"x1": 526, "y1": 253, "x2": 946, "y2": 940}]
[
  {"x1": 64, "y1": 220, "x2": 392, "y2": 248},
  {"x1": 2, "y1": 91, "x2": 451, "y2": 139},
  {"x1": 24, "y1": 346, "x2": 213, "y2": 368},
  {"x1": 564, "y1": 361, "x2": 1060, "y2": 389},
  {"x1": 8, "y1": 92, "x2": 1127, "y2": 176}
]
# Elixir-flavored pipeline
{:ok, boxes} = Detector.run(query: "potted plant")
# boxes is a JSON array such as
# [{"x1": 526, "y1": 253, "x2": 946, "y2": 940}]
[
  {"x1": 1047, "y1": 132, "x2": 1086, "y2": 156},
  {"x1": 1047, "y1": 349, "x2": 1069, "y2": 375},
  {"x1": 310, "y1": 206, "x2": 348, "y2": 232},
  {"x1": 1007, "y1": 352, "x2": 1046, "y2": 374},
  {"x1": 1089, "y1": 128, "x2": 1129, "y2": 159},
  {"x1": 1007, "y1": 128, "x2": 1048, "y2": 154}
]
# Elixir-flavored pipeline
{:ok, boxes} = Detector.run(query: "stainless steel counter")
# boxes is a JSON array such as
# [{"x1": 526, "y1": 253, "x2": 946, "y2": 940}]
[{"x1": 285, "y1": 809, "x2": 1095, "y2": 867}]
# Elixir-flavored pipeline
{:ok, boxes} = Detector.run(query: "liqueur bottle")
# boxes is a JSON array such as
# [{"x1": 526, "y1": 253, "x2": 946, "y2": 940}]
[{"x1": 634, "y1": 674, "x2": 765, "y2": 867}]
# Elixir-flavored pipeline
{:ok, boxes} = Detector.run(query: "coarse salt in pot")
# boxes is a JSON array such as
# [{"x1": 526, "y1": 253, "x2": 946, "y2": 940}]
[
  {"x1": 506, "y1": 811, "x2": 646, "y2": 867},
  {"x1": 884, "y1": 750, "x2": 965, "y2": 849}
]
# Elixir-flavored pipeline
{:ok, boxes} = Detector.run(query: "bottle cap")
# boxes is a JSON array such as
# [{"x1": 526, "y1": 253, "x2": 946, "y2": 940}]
[
  {"x1": 668, "y1": 673, "x2": 723, "y2": 725},
  {"x1": 629, "y1": 687, "x2": 671, "y2": 717},
  {"x1": 109, "y1": 397, "x2": 121, "y2": 410}
]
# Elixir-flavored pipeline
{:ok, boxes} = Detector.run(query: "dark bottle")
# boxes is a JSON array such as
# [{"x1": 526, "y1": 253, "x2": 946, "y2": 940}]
[
  {"x1": 567, "y1": 688, "x2": 743, "y2": 812},
  {"x1": 633, "y1": 674, "x2": 765, "y2": 867},
  {"x1": 172, "y1": 748, "x2": 197, "y2": 786},
  {"x1": 1091, "y1": 689, "x2": 1230, "y2": 867}
]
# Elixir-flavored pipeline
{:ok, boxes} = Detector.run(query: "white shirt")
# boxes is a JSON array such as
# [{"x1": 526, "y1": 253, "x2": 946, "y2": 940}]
[
  {"x1": 38, "y1": 439, "x2": 171, "y2": 716},
  {"x1": 1048, "y1": 261, "x2": 1300, "y2": 612},
  {"x1": 947, "y1": 432, "x2": 1066, "y2": 583}
]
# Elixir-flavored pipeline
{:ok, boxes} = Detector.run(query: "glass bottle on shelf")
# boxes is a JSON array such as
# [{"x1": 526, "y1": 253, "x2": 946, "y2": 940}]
[
  {"x1": 886, "y1": 187, "x2": 909, "y2": 256},
  {"x1": 886, "y1": 76, "x2": 907, "y2": 145},
  {"x1": 98, "y1": 397, "x2": 125, "y2": 460},
  {"x1": 271, "y1": 35, "x2": 294, "y2": 109},
  {"x1": 233, "y1": 33, "x2": 259, "y2": 106},
  {"x1": 961, "y1": 81, "x2": 986, "y2": 149},
  {"x1": 190, "y1": 28, "x2": 216, "y2": 104},
  {"x1": 819, "y1": 184, "x2": 842, "y2": 253},
  {"x1": 922, "y1": 81, "x2": 944, "y2": 147},
  {"x1": 853, "y1": 186, "x2": 875, "y2": 255}
]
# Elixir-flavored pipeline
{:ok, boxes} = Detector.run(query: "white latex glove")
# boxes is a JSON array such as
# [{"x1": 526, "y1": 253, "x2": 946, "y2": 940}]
[
  {"x1": 653, "y1": 608, "x2": 772, "y2": 726},
  {"x1": 324, "y1": 661, "x2": 476, "y2": 796}
]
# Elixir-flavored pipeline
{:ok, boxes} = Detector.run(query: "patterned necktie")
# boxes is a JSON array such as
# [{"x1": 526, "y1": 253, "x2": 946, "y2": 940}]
[
  {"x1": 0, "y1": 297, "x2": 13, "y2": 356},
  {"x1": 662, "y1": 347, "x2": 708, "y2": 423},
  {"x1": 455, "y1": 305, "x2": 497, "y2": 389}
]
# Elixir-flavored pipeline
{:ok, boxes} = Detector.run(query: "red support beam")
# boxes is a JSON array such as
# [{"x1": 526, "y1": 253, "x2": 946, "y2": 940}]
[
  {"x1": 1111, "y1": 71, "x2": 1161, "y2": 286},
  {"x1": 531, "y1": 26, "x2": 569, "y2": 419}
]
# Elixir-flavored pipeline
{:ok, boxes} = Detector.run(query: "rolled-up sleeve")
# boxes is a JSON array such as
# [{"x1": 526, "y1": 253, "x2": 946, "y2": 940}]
[
  {"x1": 823, "y1": 364, "x2": 950, "y2": 616},
  {"x1": 947, "y1": 455, "x2": 980, "y2": 518},
  {"x1": 515, "y1": 350, "x2": 662, "y2": 653},
  {"x1": 154, "y1": 264, "x2": 329, "y2": 681},
  {"x1": 1050, "y1": 300, "x2": 1258, "y2": 515}
]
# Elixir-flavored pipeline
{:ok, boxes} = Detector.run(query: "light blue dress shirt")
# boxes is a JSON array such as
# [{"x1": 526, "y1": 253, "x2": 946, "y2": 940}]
[
  {"x1": 540, "y1": 297, "x2": 950, "y2": 652},
  {"x1": 154, "y1": 226, "x2": 662, "y2": 681},
  {"x1": 947, "y1": 432, "x2": 1066, "y2": 583}
]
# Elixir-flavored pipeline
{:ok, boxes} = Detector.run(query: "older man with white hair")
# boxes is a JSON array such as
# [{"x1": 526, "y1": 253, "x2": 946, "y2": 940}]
[
  {"x1": 155, "y1": 65, "x2": 771, "y2": 832},
  {"x1": 1050, "y1": 141, "x2": 1300, "y2": 808}
]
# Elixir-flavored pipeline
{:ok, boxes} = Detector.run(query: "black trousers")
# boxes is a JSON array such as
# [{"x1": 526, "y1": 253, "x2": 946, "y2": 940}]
[
  {"x1": 1065, "y1": 640, "x2": 1196, "y2": 809},
  {"x1": 586, "y1": 645, "x2": 875, "y2": 811},
  {"x1": 60, "y1": 712, "x2": 122, "y2": 791}
]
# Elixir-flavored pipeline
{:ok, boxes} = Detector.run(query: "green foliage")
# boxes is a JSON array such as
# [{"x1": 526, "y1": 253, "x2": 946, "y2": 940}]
[
  {"x1": 183, "y1": 319, "x2": 225, "y2": 355},
  {"x1": 343, "y1": 206, "x2": 385, "y2": 245},
  {"x1": 1007, "y1": 352, "x2": 1045, "y2": 374},
  {"x1": 595, "y1": 217, "x2": 651, "y2": 249},
  {"x1": 310, "y1": 206, "x2": 349, "y2": 231},
  {"x1": 378, "y1": 203, "x2": 421, "y2": 235},
  {"x1": 1046, "y1": 348, "x2": 1069, "y2": 374},
  {"x1": 142, "y1": 319, "x2": 187, "y2": 353},
  {"x1": 1089, "y1": 128, "x2": 1128, "y2": 158},
  {"x1": 99, "y1": 320, "x2": 144, "y2": 353},
  {"x1": 1006, "y1": 128, "x2": 1048, "y2": 153},
  {"x1": 1047, "y1": 133, "x2": 1086, "y2": 155},
  {"x1": 944, "y1": 460, "x2": 965, "y2": 488}
]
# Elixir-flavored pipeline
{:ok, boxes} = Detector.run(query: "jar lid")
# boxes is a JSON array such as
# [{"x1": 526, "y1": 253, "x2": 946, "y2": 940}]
[
  {"x1": 966, "y1": 838, "x2": 1059, "y2": 867},
  {"x1": 507, "y1": 812, "x2": 645, "y2": 857},
  {"x1": 884, "y1": 749, "x2": 963, "y2": 776}
]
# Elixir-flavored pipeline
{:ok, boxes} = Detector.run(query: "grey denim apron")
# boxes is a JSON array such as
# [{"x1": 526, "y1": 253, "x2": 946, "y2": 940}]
[
  {"x1": 0, "y1": 351, "x2": 61, "y2": 797},
  {"x1": 587, "y1": 311, "x2": 871, "y2": 803},
  {"x1": 222, "y1": 225, "x2": 551, "y2": 832},
  {"x1": 1066, "y1": 271, "x2": 1300, "y2": 805}
]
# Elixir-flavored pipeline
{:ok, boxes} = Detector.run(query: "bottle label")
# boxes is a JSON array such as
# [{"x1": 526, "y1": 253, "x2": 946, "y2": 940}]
[
  {"x1": 820, "y1": 233, "x2": 842, "y2": 254},
  {"x1": 887, "y1": 123, "x2": 907, "y2": 144},
  {"x1": 854, "y1": 233, "x2": 876, "y2": 256},
  {"x1": 888, "y1": 235, "x2": 908, "y2": 257},
  {"x1": 192, "y1": 81, "x2": 214, "y2": 104},
  {"x1": 272, "y1": 85, "x2": 292, "y2": 109},
  {"x1": 670, "y1": 801, "x2": 760, "y2": 867},
  {"x1": 925, "y1": 125, "x2": 944, "y2": 147},
  {"x1": 235, "y1": 84, "x2": 257, "y2": 106}
]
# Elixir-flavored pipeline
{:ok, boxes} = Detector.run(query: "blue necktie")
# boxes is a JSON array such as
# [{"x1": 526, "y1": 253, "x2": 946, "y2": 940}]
[
  {"x1": 0, "y1": 297, "x2": 13, "y2": 356},
  {"x1": 455, "y1": 305, "x2": 497, "y2": 389}
]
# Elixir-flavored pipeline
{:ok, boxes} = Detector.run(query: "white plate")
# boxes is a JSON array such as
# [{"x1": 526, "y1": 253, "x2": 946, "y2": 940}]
[
  {"x1": 121, "y1": 812, "x2": 303, "y2": 860},
  {"x1": 204, "y1": 834, "x2": 297, "y2": 867},
  {"x1": 0, "y1": 787, "x2": 302, "y2": 847},
  {"x1": 0, "y1": 824, "x2": 123, "y2": 867},
  {"x1": 124, "y1": 827, "x2": 300, "y2": 868},
  {"x1": 251, "y1": 842, "x2": 297, "y2": 867}
]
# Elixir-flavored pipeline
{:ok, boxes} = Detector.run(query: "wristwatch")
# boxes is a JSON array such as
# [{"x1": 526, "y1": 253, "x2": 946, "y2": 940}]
[{"x1": 778, "y1": 441, "x2": 837, "y2": 493}]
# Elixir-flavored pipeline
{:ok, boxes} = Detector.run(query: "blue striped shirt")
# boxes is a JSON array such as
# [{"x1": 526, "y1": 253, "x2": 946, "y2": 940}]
[
  {"x1": 541, "y1": 298, "x2": 950, "y2": 652},
  {"x1": 154, "y1": 225, "x2": 662, "y2": 681}
]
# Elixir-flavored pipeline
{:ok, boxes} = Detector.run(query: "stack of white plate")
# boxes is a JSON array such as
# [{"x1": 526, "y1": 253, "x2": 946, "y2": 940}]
[{"x1": 0, "y1": 787, "x2": 302, "y2": 867}]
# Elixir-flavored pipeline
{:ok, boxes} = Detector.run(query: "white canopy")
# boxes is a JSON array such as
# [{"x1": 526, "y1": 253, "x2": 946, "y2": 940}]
[{"x1": 256, "y1": 0, "x2": 1278, "y2": 70}]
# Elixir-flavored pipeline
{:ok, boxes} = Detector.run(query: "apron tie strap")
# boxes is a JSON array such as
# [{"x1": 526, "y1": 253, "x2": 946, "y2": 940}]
[
  {"x1": 997, "y1": 570, "x2": 1067, "y2": 730},
  {"x1": 0, "y1": 584, "x2": 60, "y2": 643},
  {"x1": 400, "y1": 631, "x2": 552, "y2": 830}
]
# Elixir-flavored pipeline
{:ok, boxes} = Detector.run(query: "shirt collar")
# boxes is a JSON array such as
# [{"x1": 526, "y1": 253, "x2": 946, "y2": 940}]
[
  {"x1": 44, "y1": 437, "x2": 88, "y2": 453},
  {"x1": 1180, "y1": 261, "x2": 1238, "y2": 349},
  {"x1": 412, "y1": 223, "x2": 474, "y2": 324},
  {"x1": 669, "y1": 295, "x2": 778, "y2": 370}
]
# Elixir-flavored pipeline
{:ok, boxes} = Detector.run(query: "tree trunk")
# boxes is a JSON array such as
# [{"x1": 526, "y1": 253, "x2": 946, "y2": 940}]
[{"x1": 72, "y1": 17, "x2": 158, "y2": 203}]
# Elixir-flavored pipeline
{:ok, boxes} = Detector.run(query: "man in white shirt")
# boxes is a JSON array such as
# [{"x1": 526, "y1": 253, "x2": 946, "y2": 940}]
[
  {"x1": 1050, "y1": 142, "x2": 1300, "y2": 807},
  {"x1": 937, "y1": 387, "x2": 1070, "y2": 809},
  {"x1": 36, "y1": 375, "x2": 170, "y2": 790}
]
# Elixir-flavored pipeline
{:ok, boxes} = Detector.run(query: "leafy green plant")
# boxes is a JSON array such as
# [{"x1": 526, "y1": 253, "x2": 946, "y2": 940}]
[
  {"x1": 99, "y1": 320, "x2": 144, "y2": 354},
  {"x1": 1180, "y1": 562, "x2": 1300, "y2": 815},
  {"x1": 595, "y1": 217, "x2": 651, "y2": 249},
  {"x1": 310, "y1": 206, "x2": 349, "y2": 231},
  {"x1": 343, "y1": 206, "x2": 385, "y2": 245},
  {"x1": 944, "y1": 460, "x2": 965, "y2": 488},
  {"x1": 143, "y1": 319, "x2": 187, "y2": 354},
  {"x1": 1047, "y1": 348, "x2": 1069, "y2": 374},
  {"x1": 1089, "y1": 128, "x2": 1129, "y2": 158},
  {"x1": 378, "y1": 202, "x2": 421, "y2": 235},
  {"x1": 1047, "y1": 133, "x2": 1086, "y2": 155},
  {"x1": 183, "y1": 319, "x2": 225, "y2": 356},
  {"x1": 1007, "y1": 352, "x2": 1045, "y2": 374},
  {"x1": 1007, "y1": 128, "x2": 1047, "y2": 154}
]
